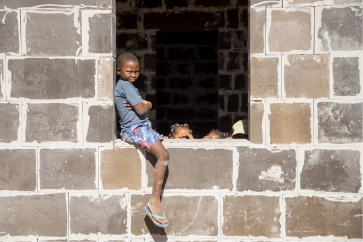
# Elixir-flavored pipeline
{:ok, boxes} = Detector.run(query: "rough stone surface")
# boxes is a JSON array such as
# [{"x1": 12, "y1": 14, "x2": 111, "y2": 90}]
[
  {"x1": 0, "y1": 194, "x2": 67, "y2": 236},
  {"x1": 250, "y1": 8, "x2": 265, "y2": 54},
  {"x1": 269, "y1": 102, "x2": 312, "y2": 144},
  {"x1": 88, "y1": 13, "x2": 112, "y2": 53},
  {"x1": 97, "y1": 57, "x2": 114, "y2": 101},
  {"x1": 8, "y1": 58, "x2": 96, "y2": 99},
  {"x1": 286, "y1": 196, "x2": 362, "y2": 238},
  {"x1": 223, "y1": 196, "x2": 281, "y2": 237},
  {"x1": 317, "y1": 102, "x2": 362, "y2": 143},
  {"x1": 318, "y1": 7, "x2": 362, "y2": 51},
  {"x1": 70, "y1": 194, "x2": 127, "y2": 235},
  {"x1": 251, "y1": 56, "x2": 279, "y2": 99},
  {"x1": 268, "y1": 8, "x2": 312, "y2": 52},
  {"x1": 24, "y1": 11, "x2": 81, "y2": 56},
  {"x1": 0, "y1": 102, "x2": 20, "y2": 143},
  {"x1": 0, "y1": 149, "x2": 36, "y2": 191},
  {"x1": 86, "y1": 104, "x2": 114, "y2": 143},
  {"x1": 25, "y1": 103, "x2": 79, "y2": 143},
  {"x1": 39, "y1": 148, "x2": 96, "y2": 190},
  {"x1": 301, "y1": 149, "x2": 361, "y2": 193},
  {"x1": 237, "y1": 147, "x2": 296, "y2": 191},
  {"x1": 250, "y1": 102, "x2": 264, "y2": 144},
  {"x1": 131, "y1": 195, "x2": 218, "y2": 236},
  {"x1": 100, "y1": 148, "x2": 141, "y2": 190},
  {"x1": 0, "y1": 58, "x2": 3, "y2": 99},
  {"x1": 146, "y1": 148, "x2": 233, "y2": 190},
  {"x1": 144, "y1": 12, "x2": 225, "y2": 31},
  {"x1": 0, "y1": 11, "x2": 19, "y2": 53},
  {"x1": 285, "y1": 0, "x2": 326, "y2": 5},
  {"x1": 0, "y1": 0, "x2": 112, "y2": 9},
  {"x1": 333, "y1": 57, "x2": 361, "y2": 96},
  {"x1": 284, "y1": 54, "x2": 329, "y2": 98},
  {"x1": 250, "y1": 0, "x2": 282, "y2": 7}
]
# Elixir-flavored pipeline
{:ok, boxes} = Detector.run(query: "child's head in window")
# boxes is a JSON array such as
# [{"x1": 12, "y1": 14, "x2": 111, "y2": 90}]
[
  {"x1": 203, "y1": 129, "x2": 228, "y2": 139},
  {"x1": 169, "y1": 123, "x2": 194, "y2": 139},
  {"x1": 231, "y1": 119, "x2": 248, "y2": 139}
]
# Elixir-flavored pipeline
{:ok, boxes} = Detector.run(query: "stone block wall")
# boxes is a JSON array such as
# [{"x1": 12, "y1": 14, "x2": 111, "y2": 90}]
[{"x1": 0, "y1": 0, "x2": 362, "y2": 242}]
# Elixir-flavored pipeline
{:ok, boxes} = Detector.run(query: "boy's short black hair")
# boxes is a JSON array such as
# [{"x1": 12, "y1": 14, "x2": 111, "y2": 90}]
[{"x1": 116, "y1": 53, "x2": 139, "y2": 67}]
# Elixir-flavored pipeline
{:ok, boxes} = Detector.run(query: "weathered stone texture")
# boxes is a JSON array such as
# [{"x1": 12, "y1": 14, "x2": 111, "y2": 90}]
[
  {"x1": 250, "y1": 101, "x2": 264, "y2": 144},
  {"x1": 318, "y1": 7, "x2": 362, "y2": 52},
  {"x1": 0, "y1": 102, "x2": 20, "y2": 143},
  {"x1": 25, "y1": 103, "x2": 79, "y2": 143},
  {"x1": 88, "y1": 13, "x2": 112, "y2": 53},
  {"x1": 146, "y1": 148, "x2": 233, "y2": 190},
  {"x1": 100, "y1": 148, "x2": 141, "y2": 190},
  {"x1": 334, "y1": 0, "x2": 361, "y2": 3},
  {"x1": 0, "y1": 58, "x2": 3, "y2": 99},
  {"x1": 0, "y1": 194, "x2": 67, "y2": 236},
  {"x1": 86, "y1": 104, "x2": 114, "y2": 143},
  {"x1": 144, "y1": 12, "x2": 225, "y2": 31},
  {"x1": 317, "y1": 102, "x2": 362, "y2": 143},
  {"x1": 284, "y1": 54, "x2": 329, "y2": 98},
  {"x1": 39, "y1": 148, "x2": 96, "y2": 190},
  {"x1": 70, "y1": 194, "x2": 127, "y2": 235},
  {"x1": 269, "y1": 102, "x2": 312, "y2": 144},
  {"x1": 268, "y1": 8, "x2": 312, "y2": 53},
  {"x1": 0, "y1": 11, "x2": 19, "y2": 53},
  {"x1": 223, "y1": 196, "x2": 281, "y2": 237},
  {"x1": 250, "y1": 0, "x2": 282, "y2": 7},
  {"x1": 251, "y1": 56, "x2": 279, "y2": 99},
  {"x1": 285, "y1": 0, "x2": 327, "y2": 5},
  {"x1": 8, "y1": 58, "x2": 96, "y2": 99},
  {"x1": 286, "y1": 196, "x2": 362, "y2": 238},
  {"x1": 0, "y1": 149, "x2": 36, "y2": 191},
  {"x1": 237, "y1": 147, "x2": 296, "y2": 191},
  {"x1": 250, "y1": 8, "x2": 265, "y2": 54},
  {"x1": 24, "y1": 11, "x2": 81, "y2": 56},
  {"x1": 0, "y1": 0, "x2": 112, "y2": 9},
  {"x1": 301, "y1": 149, "x2": 361, "y2": 193},
  {"x1": 333, "y1": 57, "x2": 361, "y2": 96},
  {"x1": 97, "y1": 57, "x2": 114, "y2": 101},
  {"x1": 131, "y1": 195, "x2": 218, "y2": 236}
]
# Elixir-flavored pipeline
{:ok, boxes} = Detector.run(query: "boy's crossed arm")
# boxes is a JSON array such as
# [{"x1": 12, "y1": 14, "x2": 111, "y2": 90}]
[{"x1": 124, "y1": 100, "x2": 152, "y2": 116}]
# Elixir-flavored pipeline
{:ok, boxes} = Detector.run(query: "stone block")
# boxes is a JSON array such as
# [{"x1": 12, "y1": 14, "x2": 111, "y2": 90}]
[
  {"x1": 267, "y1": 8, "x2": 313, "y2": 53},
  {"x1": 332, "y1": 57, "x2": 361, "y2": 97},
  {"x1": 218, "y1": 74, "x2": 232, "y2": 90},
  {"x1": 86, "y1": 104, "x2": 114, "y2": 143},
  {"x1": 219, "y1": 31, "x2": 231, "y2": 50},
  {"x1": 0, "y1": 194, "x2": 67, "y2": 236},
  {"x1": 286, "y1": 196, "x2": 362, "y2": 238},
  {"x1": 301, "y1": 149, "x2": 361, "y2": 192},
  {"x1": 165, "y1": 0, "x2": 188, "y2": 8},
  {"x1": 269, "y1": 102, "x2": 312, "y2": 144},
  {"x1": 283, "y1": 54, "x2": 329, "y2": 98},
  {"x1": 24, "y1": 11, "x2": 81, "y2": 56},
  {"x1": 193, "y1": 0, "x2": 231, "y2": 7},
  {"x1": 237, "y1": 147, "x2": 296, "y2": 191},
  {"x1": 0, "y1": 0, "x2": 112, "y2": 9},
  {"x1": 240, "y1": 8, "x2": 248, "y2": 29},
  {"x1": 251, "y1": 56, "x2": 280, "y2": 99},
  {"x1": 116, "y1": 11, "x2": 137, "y2": 30},
  {"x1": 235, "y1": 73, "x2": 247, "y2": 90},
  {"x1": 86, "y1": 12, "x2": 112, "y2": 54},
  {"x1": 227, "y1": 51, "x2": 241, "y2": 70},
  {"x1": 0, "y1": 11, "x2": 19, "y2": 53},
  {"x1": 333, "y1": 0, "x2": 361, "y2": 3},
  {"x1": 317, "y1": 102, "x2": 362, "y2": 144},
  {"x1": 226, "y1": 9, "x2": 239, "y2": 29},
  {"x1": 135, "y1": 0, "x2": 162, "y2": 8},
  {"x1": 250, "y1": 0, "x2": 282, "y2": 7},
  {"x1": 39, "y1": 148, "x2": 96, "y2": 190},
  {"x1": 25, "y1": 103, "x2": 79, "y2": 143},
  {"x1": 100, "y1": 148, "x2": 142, "y2": 190},
  {"x1": 0, "y1": 149, "x2": 36, "y2": 191},
  {"x1": 70, "y1": 194, "x2": 127, "y2": 235},
  {"x1": 116, "y1": 33, "x2": 148, "y2": 51},
  {"x1": 8, "y1": 58, "x2": 96, "y2": 99},
  {"x1": 250, "y1": 8, "x2": 265, "y2": 54},
  {"x1": 0, "y1": 58, "x2": 3, "y2": 99},
  {"x1": 223, "y1": 196, "x2": 281, "y2": 237},
  {"x1": 232, "y1": 30, "x2": 247, "y2": 51},
  {"x1": 146, "y1": 148, "x2": 233, "y2": 190},
  {"x1": 97, "y1": 57, "x2": 114, "y2": 101},
  {"x1": 317, "y1": 7, "x2": 362, "y2": 52},
  {"x1": 0, "y1": 102, "x2": 20, "y2": 143},
  {"x1": 285, "y1": 0, "x2": 329, "y2": 6},
  {"x1": 250, "y1": 101, "x2": 264, "y2": 144},
  {"x1": 144, "y1": 12, "x2": 224, "y2": 31},
  {"x1": 131, "y1": 195, "x2": 218, "y2": 236}
]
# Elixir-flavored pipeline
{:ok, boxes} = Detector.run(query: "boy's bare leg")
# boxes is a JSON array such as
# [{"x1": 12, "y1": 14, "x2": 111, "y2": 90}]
[{"x1": 148, "y1": 140, "x2": 169, "y2": 224}]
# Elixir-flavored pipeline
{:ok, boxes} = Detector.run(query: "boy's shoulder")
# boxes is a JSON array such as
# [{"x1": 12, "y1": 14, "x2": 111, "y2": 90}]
[{"x1": 116, "y1": 80, "x2": 134, "y2": 89}]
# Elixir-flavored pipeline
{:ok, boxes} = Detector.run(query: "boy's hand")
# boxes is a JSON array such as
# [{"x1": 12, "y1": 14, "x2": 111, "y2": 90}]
[{"x1": 124, "y1": 101, "x2": 133, "y2": 110}]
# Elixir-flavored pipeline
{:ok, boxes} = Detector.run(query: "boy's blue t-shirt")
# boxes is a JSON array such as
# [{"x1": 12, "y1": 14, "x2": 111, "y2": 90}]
[{"x1": 114, "y1": 80, "x2": 148, "y2": 130}]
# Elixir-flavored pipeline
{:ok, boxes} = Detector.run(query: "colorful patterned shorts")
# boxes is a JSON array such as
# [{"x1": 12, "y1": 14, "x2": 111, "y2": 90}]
[{"x1": 121, "y1": 121, "x2": 163, "y2": 152}]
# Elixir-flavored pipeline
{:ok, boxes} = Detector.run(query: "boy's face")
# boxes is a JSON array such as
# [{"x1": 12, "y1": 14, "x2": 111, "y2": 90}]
[{"x1": 117, "y1": 61, "x2": 140, "y2": 83}]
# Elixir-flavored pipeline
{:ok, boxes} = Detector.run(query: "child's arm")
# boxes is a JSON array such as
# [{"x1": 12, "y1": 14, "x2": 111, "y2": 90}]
[{"x1": 124, "y1": 99, "x2": 152, "y2": 116}]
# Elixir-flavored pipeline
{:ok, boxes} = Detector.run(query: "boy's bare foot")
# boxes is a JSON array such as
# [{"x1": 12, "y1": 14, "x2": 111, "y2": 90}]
[{"x1": 148, "y1": 198, "x2": 168, "y2": 225}]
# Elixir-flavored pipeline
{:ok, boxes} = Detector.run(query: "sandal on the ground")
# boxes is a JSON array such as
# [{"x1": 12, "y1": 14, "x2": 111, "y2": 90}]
[{"x1": 144, "y1": 206, "x2": 169, "y2": 228}]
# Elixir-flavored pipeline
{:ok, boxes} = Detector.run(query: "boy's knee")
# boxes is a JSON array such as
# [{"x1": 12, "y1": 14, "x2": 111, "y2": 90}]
[{"x1": 162, "y1": 151, "x2": 170, "y2": 163}]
